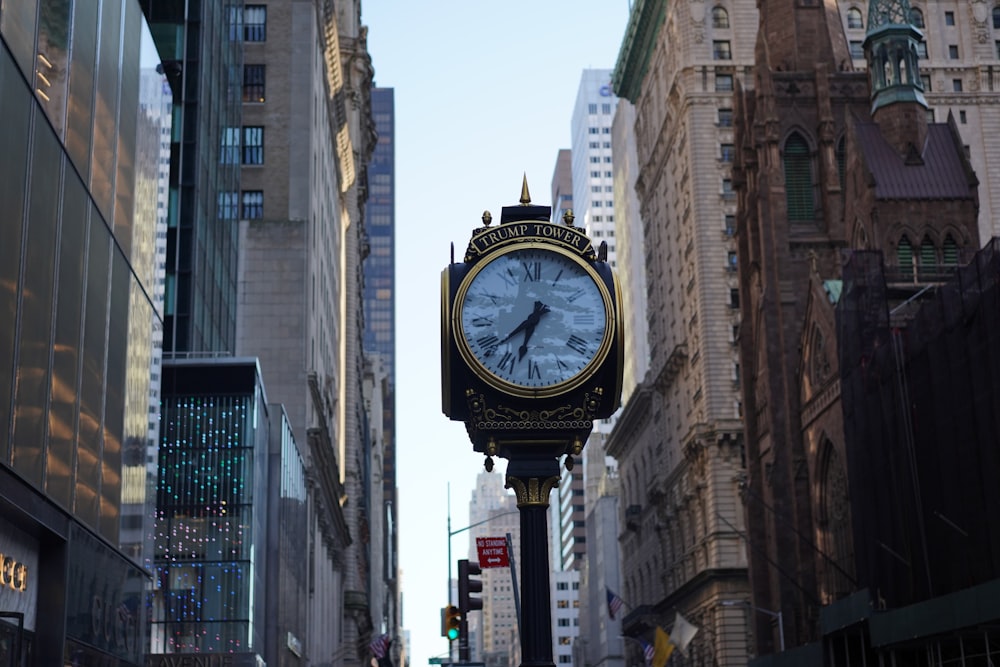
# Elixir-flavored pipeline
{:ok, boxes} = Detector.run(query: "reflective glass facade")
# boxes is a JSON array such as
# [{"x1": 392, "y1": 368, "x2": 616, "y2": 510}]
[
  {"x1": 139, "y1": 0, "x2": 243, "y2": 354},
  {"x1": 363, "y1": 87, "x2": 396, "y2": 505},
  {"x1": 0, "y1": 1, "x2": 166, "y2": 664}
]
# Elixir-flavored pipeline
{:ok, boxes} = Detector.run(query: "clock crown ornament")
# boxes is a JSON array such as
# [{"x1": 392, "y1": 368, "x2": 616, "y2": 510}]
[{"x1": 441, "y1": 178, "x2": 624, "y2": 468}]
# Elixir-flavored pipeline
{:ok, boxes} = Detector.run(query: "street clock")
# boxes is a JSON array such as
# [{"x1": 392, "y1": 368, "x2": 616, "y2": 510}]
[{"x1": 441, "y1": 178, "x2": 623, "y2": 469}]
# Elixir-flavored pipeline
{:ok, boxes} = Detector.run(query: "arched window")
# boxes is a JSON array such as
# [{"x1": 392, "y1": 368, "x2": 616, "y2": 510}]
[
  {"x1": 919, "y1": 234, "x2": 937, "y2": 268},
  {"x1": 910, "y1": 7, "x2": 925, "y2": 27},
  {"x1": 943, "y1": 234, "x2": 959, "y2": 265},
  {"x1": 784, "y1": 133, "x2": 814, "y2": 221},
  {"x1": 819, "y1": 442, "x2": 854, "y2": 601},
  {"x1": 847, "y1": 7, "x2": 864, "y2": 28},
  {"x1": 897, "y1": 235, "x2": 914, "y2": 274},
  {"x1": 993, "y1": 6, "x2": 1000, "y2": 28},
  {"x1": 712, "y1": 6, "x2": 730, "y2": 28}
]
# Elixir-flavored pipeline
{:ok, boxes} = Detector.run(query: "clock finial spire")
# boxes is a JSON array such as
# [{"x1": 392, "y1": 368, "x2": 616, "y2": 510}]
[{"x1": 520, "y1": 174, "x2": 531, "y2": 205}]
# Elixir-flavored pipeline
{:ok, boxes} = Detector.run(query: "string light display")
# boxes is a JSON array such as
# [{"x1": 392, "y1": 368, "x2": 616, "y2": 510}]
[{"x1": 151, "y1": 394, "x2": 257, "y2": 652}]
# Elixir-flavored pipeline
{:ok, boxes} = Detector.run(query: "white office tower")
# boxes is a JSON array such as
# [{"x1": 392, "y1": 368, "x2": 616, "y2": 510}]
[
  {"x1": 551, "y1": 569, "x2": 581, "y2": 665},
  {"x1": 468, "y1": 472, "x2": 521, "y2": 667},
  {"x1": 571, "y1": 69, "x2": 619, "y2": 264}
]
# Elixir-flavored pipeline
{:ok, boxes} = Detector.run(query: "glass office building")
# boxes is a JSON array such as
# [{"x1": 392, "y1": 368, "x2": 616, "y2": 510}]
[
  {"x1": 0, "y1": 1, "x2": 167, "y2": 664},
  {"x1": 139, "y1": 0, "x2": 243, "y2": 355}
]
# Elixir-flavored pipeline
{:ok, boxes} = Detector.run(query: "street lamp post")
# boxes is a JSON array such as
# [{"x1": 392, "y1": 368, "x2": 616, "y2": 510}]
[{"x1": 720, "y1": 600, "x2": 784, "y2": 653}]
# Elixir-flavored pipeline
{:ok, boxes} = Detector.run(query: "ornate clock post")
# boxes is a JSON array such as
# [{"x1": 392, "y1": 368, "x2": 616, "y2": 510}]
[{"x1": 441, "y1": 178, "x2": 623, "y2": 667}]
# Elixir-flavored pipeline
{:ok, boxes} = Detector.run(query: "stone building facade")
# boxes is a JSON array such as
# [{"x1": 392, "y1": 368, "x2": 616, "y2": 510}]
[
  {"x1": 610, "y1": 0, "x2": 758, "y2": 663},
  {"x1": 235, "y1": 1, "x2": 379, "y2": 665}
]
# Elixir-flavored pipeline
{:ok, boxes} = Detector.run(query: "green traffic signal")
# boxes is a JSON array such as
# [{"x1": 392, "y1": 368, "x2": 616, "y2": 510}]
[{"x1": 442, "y1": 604, "x2": 461, "y2": 640}]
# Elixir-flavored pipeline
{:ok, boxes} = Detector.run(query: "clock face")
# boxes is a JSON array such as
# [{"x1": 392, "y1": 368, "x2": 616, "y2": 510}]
[{"x1": 455, "y1": 244, "x2": 611, "y2": 392}]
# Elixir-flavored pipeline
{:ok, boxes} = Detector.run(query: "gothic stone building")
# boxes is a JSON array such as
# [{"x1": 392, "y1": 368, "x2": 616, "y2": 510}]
[{"x1": 733, "y1": 0, "x2": 982, "y2": 657}]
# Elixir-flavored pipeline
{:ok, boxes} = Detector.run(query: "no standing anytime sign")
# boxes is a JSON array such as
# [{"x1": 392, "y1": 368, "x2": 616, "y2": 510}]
[{"x1": 475, "y1": 536, "x2": 509, "y2": 568}]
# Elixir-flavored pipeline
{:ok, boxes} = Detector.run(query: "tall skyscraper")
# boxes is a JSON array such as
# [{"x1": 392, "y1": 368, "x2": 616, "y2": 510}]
[
  {"x1": 570, "y1": 69, "x2": 619, "y2": 273},
  {"x1": 610, "y1": 0, "x2": 755, "y2": 662},
  {"x1": 232, "y1": 0, "x2": 378, "y2": 664},
  {"x1": 364, "y1": 86, "x2": 400, "y2": 644},
  {"x1": 0, "y1": 3, "x2": 166, "y2": 663}
]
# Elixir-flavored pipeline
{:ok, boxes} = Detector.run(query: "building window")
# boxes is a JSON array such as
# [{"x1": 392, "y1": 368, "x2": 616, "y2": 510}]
[
  {"x1": 243, "y1": 126, "x2": 264, "y2": 164},
  {"x1": 994, "y1": 6, "x2": 1000, "y2": 28},
  {"x1": 713, "y1": 40, "x2": 732, "y2": 60},
  {"x1": 242, "y1": 190, "x2": 263, "y2": 219},
  {"x1": 727, "y1": 251, "x2": 738, "y2": 270},
  {"x1": 942, "y1": 234, "x2": 959, "y2": 265},
  {"x1": 722, "y1": 178, "x2": 734, "y2": 198},
  {"x1": 953, "y1": 78, "x2": 963, "y2": 91},
  {"x1": 920, "y1": 74, "x2": 931, "y2": 91},
  {"x1": 589, "y1": 127, "x2": 599, "y2": 134},
  {"x1": 730, "y1": 288, "x2": 740, "y2": 308},
  {"x1": 949, "y1": 44, "x2": 959, "y2": 58},
  {"x1": 919, "y1": 235, "x2": 937, "y2": 270},
  {"x1": 945, "y1": 10, "x2": 955, "y2": 25},
  {"x1": 712, "y1": 6, "x2": 730, "y2": 28},
  {"x1": 847, "y1": 7, "x2": 864, "y2": 28},
  {"x1": 725, "y1": 214, "x2": 736, "y2": 236},
  {"x1": 590, "y1": 156, "x2": 601, "y2": 163},
  {"x1": 720, "y1": 143, "x2": 735, "y2": 162},
  {"x1": 218, "y1": 192, "x2": 239, "y2": 220},
  {"x1": 588, "y1": 103, "x2": 598, "y2": 114},
  {"x1": 602, "y1": 103, "x2": 612, "y2": 114},
  {"x1": 910, "y1": 7, "x2": 924, "y2": 27},
  {"x1": 718, "y1": 108, "x2": 733, "y2": 127},
  {"x1": 244, "y1": 5, "x2": 267, "y2": 41},
  {"x1": 784, "y1": 132, "x2": 814, "y2": 221},
  {"x1": 243, "y1": 64, "x2": 265, "y2": 102},
  {"x1": 716, "y1": 73, "x2": 734, "y2": 91},
  {"x1": 221, "y1": 127, "x2": 240, "y2": 164},
  {"x1": 897, "y1": 235, "x2": 914, "y2": 273},
  {"x1": 960, "y1": 110, "x2": 967, "y2": 123},
  {"x1": 917, "y1": 41, "x2": 927, "y2": 59},
  {"x1": 850, "y1": 41, "x2": 864, "y2": 59}
]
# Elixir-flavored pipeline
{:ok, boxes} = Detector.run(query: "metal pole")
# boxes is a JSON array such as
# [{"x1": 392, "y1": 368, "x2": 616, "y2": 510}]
[
  {"x1": 776, "y1": 611, "x2": 785, "y2": 653},
  {"x1": 447, "y1": 482, "x2": 452, "y2": 605},
  {"x1": 507, "y1": 532, "x2": 522, "y2": 644},
  {"x1": 447, "y1": 483, "x2": 453, "y2": 663}
]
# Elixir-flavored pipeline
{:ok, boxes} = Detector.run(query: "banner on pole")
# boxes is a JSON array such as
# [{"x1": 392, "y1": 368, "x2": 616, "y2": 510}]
[{"x1": 475, "y1": 536, "x2": 509, "y2": 568}]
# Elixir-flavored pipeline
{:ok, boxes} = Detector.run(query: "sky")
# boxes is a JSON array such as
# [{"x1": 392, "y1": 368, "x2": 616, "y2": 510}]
[{"x1": 360, "y1": 1, "x2": 632, "y2": 663}]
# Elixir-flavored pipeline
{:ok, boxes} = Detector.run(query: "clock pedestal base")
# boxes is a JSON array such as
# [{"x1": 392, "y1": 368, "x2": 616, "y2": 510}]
[{"x1": 506, "y1": 456, "x2": 561, "y2": 667}]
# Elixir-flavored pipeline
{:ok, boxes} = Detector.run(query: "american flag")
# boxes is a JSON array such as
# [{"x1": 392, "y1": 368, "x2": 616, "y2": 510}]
[
  {"x1": 640, "y1": 638, "x2": 655, "y2": 665},
  {"x1": 606, "y1": 588, "x2": 625, "y2": 620},
  {"x1": 370, "y1": 633, "x2": 391, "y2": 659}
]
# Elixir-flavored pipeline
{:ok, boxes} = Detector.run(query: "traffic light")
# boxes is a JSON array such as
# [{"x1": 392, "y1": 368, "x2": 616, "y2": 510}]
[
  {"x1": 441, "y1": 604, "x2": 461, "y2": 640},
  {"x1": 458, "y1": 559, "x2": 483, "y2": 614}
]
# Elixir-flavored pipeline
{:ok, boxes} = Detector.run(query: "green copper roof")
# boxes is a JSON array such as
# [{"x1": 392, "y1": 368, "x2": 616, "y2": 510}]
[{"x1": 612, "y1": 0, "x2": 667, "y2": 103}]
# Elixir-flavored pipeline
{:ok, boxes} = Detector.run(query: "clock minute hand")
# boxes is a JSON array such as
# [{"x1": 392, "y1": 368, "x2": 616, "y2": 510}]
[{"x1": 518, "y1": 301, "x2": 550, "y2": 360}]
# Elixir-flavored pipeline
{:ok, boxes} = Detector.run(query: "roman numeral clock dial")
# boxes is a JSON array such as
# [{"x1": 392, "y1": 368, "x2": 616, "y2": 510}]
[{"x1": 455, "y1": 244, "x2": 612, "y2": 395}]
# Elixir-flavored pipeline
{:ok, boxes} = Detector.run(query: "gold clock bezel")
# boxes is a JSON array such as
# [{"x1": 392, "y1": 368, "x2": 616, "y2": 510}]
[{"x1": 452, "y1": 241, "x2": 615, "y2": 399}]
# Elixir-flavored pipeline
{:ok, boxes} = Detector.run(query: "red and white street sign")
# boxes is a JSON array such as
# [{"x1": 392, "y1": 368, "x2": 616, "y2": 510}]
[{"x1": 475, "y1": 536, "x2": 509, "y2": 568}]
